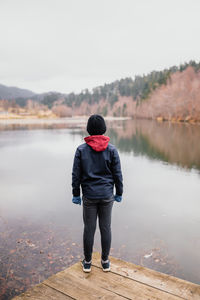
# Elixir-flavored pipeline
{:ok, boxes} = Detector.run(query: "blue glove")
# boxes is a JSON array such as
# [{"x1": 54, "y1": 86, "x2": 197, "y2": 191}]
[
  {"x1": 72, "y1": 196, "x2": 81, "y2": 205},
  {"x1": 114, "y1": 195, "x2": 122, "y2": 202}
]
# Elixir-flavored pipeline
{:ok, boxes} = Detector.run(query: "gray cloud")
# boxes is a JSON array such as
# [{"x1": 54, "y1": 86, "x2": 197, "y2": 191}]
[{"x1": 0, "y1": 0, "x2": 200, "y2": 93}]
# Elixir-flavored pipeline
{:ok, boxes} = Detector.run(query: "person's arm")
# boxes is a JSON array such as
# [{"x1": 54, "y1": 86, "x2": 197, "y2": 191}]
[
  {"x1": 72, "y1": 148, "x2": 82, "y2": 197},
  {"x1": 111, "y1": 148, "x2": 123, "y2": 197}
]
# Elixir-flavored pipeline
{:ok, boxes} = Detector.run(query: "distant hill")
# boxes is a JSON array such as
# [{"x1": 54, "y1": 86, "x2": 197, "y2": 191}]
[{"x1": 0, "y1": 83, "x2": 36, "y2": 99}]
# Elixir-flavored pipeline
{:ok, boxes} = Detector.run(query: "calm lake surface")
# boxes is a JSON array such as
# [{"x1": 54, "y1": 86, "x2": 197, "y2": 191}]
[{"x1": 0, "y1": 118, "x2": 200, "y2": 298}]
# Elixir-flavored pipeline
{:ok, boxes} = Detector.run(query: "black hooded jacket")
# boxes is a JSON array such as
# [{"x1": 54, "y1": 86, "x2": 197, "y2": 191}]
[{"x1": 72, "y1": 135, "x2": 123, "y2": 200}]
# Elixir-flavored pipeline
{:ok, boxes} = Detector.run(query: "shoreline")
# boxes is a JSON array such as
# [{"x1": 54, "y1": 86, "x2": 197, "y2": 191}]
[
  {"x1": 0, "y1": 115, "x2": 199, "y2": 126},
  {"x1": 0, "y1": 115, "x2": 131, "y2": 125}
]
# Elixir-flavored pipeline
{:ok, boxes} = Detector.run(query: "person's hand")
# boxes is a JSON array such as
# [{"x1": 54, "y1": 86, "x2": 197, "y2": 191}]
[
  {"x1": 72, "y1": 196, "x2": 81, "y2": 205},
  {"x1": 114, "y1": 195, "x2": 122, "y2": 202}
]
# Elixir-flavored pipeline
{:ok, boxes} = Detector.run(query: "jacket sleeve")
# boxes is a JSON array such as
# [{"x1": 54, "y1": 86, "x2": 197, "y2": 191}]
[
  {"x1": 111, "y1": 148, "x2": 123, "y2": 196},
  {"x1": 72, "y1": 148, "x2": 82, "y2": 197}
]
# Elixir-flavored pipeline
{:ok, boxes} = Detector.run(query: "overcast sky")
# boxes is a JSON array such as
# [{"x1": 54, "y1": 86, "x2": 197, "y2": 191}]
[{"x1": 0, "y1": 0, "x2": 200, "y2": 94}]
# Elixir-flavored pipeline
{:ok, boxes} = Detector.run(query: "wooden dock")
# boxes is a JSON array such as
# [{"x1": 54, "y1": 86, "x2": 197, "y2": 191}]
[{"x1": 13, "y1": 252, "x2": 200, "y2": 300}]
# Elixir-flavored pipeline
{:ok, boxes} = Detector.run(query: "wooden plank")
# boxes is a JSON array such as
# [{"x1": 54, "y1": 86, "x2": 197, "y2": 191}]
[
  {"x1": 12, "y1": 283, "x2": 73, "y2": 300},
  {"x1": 66, "y1": 259, "x2": 184, "y2": 300},
  {"x1": 12, "y1": 252, "x2": 200, "y2": 300},
  {"x1": 92, "y1": 252, "x2": 200, "y2": 300},
  {"x1": 43, "y1": 269, "x2": 126, "y2": 300}
]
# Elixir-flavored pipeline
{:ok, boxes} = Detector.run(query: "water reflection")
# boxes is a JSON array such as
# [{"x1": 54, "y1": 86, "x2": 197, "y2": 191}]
[
  {"x1": 107, "y1": 119, "x2": 200, "y2": 171},
  {"x1": 1, "y1": 118, "x2": 200, "y2": 172},
  {"x1": 57, "y1": 118, "x2": 200, "y2": 171}
]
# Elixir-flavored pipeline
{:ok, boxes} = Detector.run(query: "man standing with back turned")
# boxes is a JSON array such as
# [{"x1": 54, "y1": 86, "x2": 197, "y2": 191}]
[{"x1": 72, "y1": 114, "x2": 123, "y2": 272}]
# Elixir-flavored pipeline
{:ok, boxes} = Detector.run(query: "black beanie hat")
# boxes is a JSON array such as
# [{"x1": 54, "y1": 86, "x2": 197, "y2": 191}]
[{"x1": 87, "y1": 114, "x2": 106, "y2": 135}]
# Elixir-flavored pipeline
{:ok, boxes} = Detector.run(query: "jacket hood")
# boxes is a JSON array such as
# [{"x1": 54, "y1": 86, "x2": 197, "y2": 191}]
[{"x1": 84, "y1": 135, "x2": 110, "y2": 152}]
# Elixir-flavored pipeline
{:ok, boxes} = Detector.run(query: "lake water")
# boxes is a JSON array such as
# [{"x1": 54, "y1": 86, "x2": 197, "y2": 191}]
[{"x1": 0, "y1": 118, "x2": 200, "y2": 299}]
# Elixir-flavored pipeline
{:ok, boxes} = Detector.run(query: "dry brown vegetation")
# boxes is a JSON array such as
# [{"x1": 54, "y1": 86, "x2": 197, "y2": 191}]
[{"x1": 133, "y1": 66, "x2": 200, "y2": 122}]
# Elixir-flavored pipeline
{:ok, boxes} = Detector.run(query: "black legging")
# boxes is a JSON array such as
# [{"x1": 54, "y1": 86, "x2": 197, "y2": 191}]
[{"x1": 82, "y1": 195, "x2": 114, "y2": 262}]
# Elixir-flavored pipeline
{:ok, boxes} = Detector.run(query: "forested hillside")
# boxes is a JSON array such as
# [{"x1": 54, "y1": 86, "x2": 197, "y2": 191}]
[
  {"x1": 39, "y1": 60, "x2": 200, "y2": 110},
  {"x1": 0, "y1": 60, "x2": 200, "y2": 121}
]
